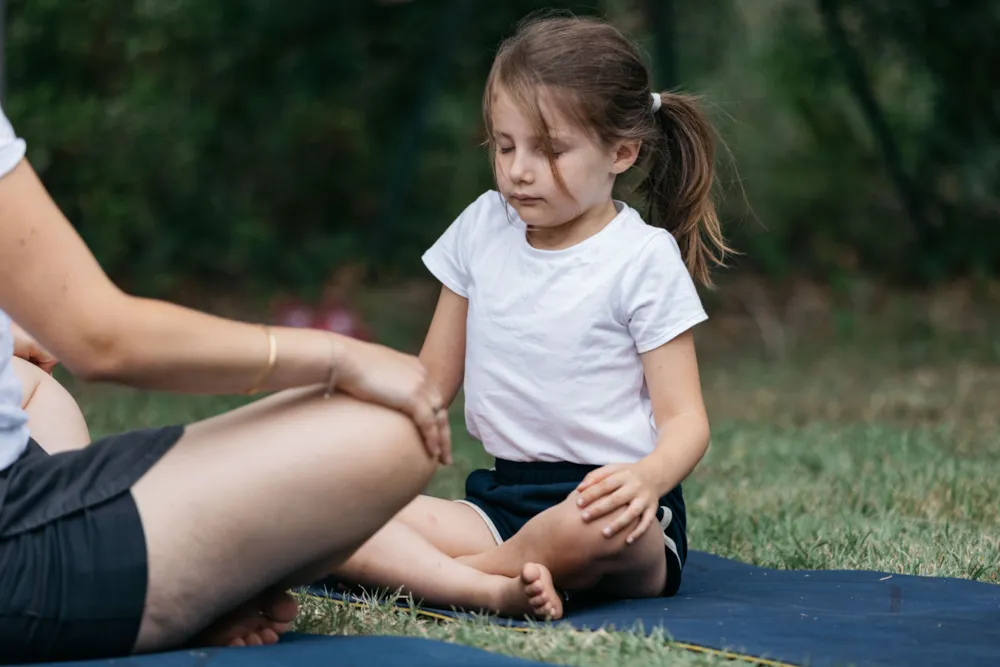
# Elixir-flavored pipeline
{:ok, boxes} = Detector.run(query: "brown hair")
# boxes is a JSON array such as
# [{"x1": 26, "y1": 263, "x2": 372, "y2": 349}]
[{"x1": 483, "y1": 14, "x2": 733, "y2": 287}]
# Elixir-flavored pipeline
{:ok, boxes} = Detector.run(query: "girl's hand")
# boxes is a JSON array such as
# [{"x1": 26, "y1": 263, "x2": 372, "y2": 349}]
[
  {"x1": 10, "y1": 321, "x2": 58, "y2": 374},
  {"x1": 575, "y1": 463, "x2": 659, "y2": 544},
  {"x1": 334, "y1": 337, "x2": 452, "y2": 465}
]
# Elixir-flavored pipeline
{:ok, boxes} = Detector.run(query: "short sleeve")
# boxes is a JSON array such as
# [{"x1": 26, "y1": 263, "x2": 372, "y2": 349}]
[
  {"x1": 0, "y1": 106, "x2": 26, "y2": 181},
  {"x1": 421, "y1": 191, "x2": 496, "y2": 298},
  {"x1": 620, "y1": 231, "x2": 708, "y2": 353}
]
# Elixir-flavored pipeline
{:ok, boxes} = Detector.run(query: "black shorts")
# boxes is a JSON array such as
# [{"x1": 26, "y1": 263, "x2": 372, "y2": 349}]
[
  {"x1": 0, "y1": 425, "x2": 184, "y2": 664},
  {"x1": 458, "y1": 458, "x2": 688, "y2": 601}
]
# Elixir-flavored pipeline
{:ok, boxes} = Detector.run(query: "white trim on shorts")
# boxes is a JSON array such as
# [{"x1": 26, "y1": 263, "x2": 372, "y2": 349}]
[
  {"x1": 454, "y1": 499, "x2": 504, "y2": 546},
  {"x1": 659, "y1": 504, "x2": 682, "y2": 570}
]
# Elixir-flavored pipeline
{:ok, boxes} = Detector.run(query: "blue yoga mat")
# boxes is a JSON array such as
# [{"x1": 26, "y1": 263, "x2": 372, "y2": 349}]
[
  {"x1": 31, "y1": 633, "x2": 559, "y2": 667},
  {"x1": 309, "y1": 550, "x2": 1000, "y2": 667}
]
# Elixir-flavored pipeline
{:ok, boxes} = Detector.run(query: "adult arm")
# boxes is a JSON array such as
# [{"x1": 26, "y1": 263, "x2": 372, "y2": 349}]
[
  {"x1": 0, "y1": 159, "x2": 338, "y2": 392},
  {"x1": 9, "y1": 320, "x2": 58, "y2": 373},
  {"x1": 0, "y1": 159, "x2": 449, "y2": 452}
]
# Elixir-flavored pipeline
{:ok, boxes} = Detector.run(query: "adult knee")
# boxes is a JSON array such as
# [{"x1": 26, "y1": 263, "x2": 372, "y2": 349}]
[
  {"x1": 11, "y1": 356, "x2": 90, "y2": 452},
  {"x1": 345, "y1": 398, "x2": 437, "y2": 494},
  {"x1": 11, "y1": 355, "x2": 45, "y2": 406}
]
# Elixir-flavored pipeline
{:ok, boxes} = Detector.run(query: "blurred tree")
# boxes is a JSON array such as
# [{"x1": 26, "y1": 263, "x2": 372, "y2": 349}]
[
  {"x1": 3, "y1": 0, "x2": 996, "y2": 293},
  {"x1": 753, "y1": 0, "x2": 999, "y2": 284}
]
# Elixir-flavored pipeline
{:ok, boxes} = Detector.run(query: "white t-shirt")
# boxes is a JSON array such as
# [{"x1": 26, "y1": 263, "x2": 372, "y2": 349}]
[
  {"x1": 422, "y1": 191, "x2": 708, "y2": 465},
  {"x1": 0, "y1": 105, "x2": 30, "y2": 471}
]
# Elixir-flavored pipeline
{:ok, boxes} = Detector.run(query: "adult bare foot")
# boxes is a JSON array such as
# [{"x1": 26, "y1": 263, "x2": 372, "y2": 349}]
[
  {"x1": 492, "y1": 562, "x2": 564, "y2": 621},
  {"x1": 195, "y1": 589, "x2": 300, "y2": 648}
]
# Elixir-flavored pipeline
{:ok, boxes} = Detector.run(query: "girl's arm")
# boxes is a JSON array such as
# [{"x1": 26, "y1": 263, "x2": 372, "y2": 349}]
[
  {"x1": 418, "y1": 285, "x2": 468, "y2": 462},
  {"x1": 0, "y1": 159, "x2": 449, "y2": 454},
  {"x1": 575, "y1": 329, "x2": 710, "y2": 542},
  {"x1": 419, "y1": 285, "x2": 467, "y2": 409},
  {"x1": 636, "y1": 330, "x2": 711, "y2": 496}
]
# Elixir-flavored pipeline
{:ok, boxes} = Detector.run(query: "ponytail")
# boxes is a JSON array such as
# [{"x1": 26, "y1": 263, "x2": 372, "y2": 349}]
[{"x1": 638, "y1": 91, "x2": 733, "y2": 288}]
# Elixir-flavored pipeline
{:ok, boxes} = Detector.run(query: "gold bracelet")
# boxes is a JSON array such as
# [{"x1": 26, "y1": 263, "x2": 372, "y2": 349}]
[
  {"x1": 323, "y1": 336, "x2": 339, "y2": 399},
  {"x1": 246, "y1": 325, "x2": 277, "y2": 395}
]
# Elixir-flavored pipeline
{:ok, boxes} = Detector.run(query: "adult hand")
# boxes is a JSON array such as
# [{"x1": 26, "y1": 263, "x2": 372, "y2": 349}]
[
  {"x1": 334, "y1": 337, "x2": 452, "y2": 465},
  {"x1": 10, "y1": 321, "x2": 59, "y2": 374}
]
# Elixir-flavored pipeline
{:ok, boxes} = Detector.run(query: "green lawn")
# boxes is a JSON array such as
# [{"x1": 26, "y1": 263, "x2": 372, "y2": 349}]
[{"x1": 65, "y1": 283, "x2": 1000, "y2": 666}]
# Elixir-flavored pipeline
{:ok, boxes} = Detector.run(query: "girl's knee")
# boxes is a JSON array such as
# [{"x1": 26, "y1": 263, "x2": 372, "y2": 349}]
[
  {"x1": 550, "y1": 497, "x2": 665, "y2": 593},
  {"x1": 551, "y1": 495, "x2": 637, "y2": 562}
]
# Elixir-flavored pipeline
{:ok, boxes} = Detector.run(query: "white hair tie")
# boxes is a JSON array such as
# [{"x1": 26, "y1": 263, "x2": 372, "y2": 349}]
[{"x1": 651, "y1": 92, "x2": 662, "y2": 113}]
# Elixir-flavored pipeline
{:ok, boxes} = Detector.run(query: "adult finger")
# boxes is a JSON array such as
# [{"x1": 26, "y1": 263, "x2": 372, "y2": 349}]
[
  {"x1": 410, "y1": 398, "x2": 441, "y2": 460},
  {"x1": 424, "y1": 386, "x2": 451, "y2": 464},
  {"x1": 436, "y1": 405, "x2": 452, "y2": 465}
]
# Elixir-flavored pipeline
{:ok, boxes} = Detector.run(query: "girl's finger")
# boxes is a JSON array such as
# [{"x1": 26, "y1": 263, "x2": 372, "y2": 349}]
[
  {"x1": 604, "y1": 496, "x2": 647, "y2": 538},
  {"x1": 576, "y1": 465, "x2": 617, "y2": 492},
  {"x1": 626, "y1": 507, "x2": 657, "y2": 545},
  {"x1": 577, "y1": 472, "x2": 626, "y2": 509},
  {"x1": 581, "y1": 485, "x2": 634, "y2": 523}
]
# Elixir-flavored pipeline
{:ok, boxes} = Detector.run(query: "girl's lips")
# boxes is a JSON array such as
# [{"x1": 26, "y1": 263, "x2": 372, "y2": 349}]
[{"x1": 511, "y1": 194, "x2": 543, "y2": 203}]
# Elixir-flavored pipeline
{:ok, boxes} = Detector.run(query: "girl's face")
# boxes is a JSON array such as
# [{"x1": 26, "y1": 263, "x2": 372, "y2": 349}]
[{"x1": 490, "y1": 86, "x2": 635, "y2": 230}]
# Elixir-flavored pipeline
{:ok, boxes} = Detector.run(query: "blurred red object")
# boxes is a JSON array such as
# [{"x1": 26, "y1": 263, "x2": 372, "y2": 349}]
[
  {"x1": 272, "y1": 298, "x2": 316, "y2": 329},
  {"x1": 270, "y1": 296, "x2": 373, "y2": 341},
  {"x1": 311, "y1": 300, "x2": 373, "y2": 341}
]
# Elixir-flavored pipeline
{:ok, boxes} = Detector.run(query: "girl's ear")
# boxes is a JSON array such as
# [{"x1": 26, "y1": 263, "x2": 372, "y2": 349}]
[{"x1": 611, "y1": 139, "x2": 641, "y2": 174}]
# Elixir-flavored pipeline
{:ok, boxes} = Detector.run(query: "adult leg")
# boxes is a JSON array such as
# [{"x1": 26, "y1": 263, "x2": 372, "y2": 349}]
[
  {"x1": 11, "y1": 356, "x2": 90, "y2": 452},
  {"x1": 128, "y1": 386, "x2": 440, "y2": 653},
  {"x1": 331, "y1": 497, "x2": 562, "y2": 619},
  {"x1": 458, "y1": 489, "x2": 667, "y2": 599},
  {"x1": 12, "y1": 358, "x2": 303, "y2": 649}
]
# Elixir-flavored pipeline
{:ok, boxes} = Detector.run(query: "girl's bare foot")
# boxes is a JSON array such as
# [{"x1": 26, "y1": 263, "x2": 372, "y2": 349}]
[
  {"x1": 492, "y1": 562, "x2": 564, "y2": 620},
  {"x1": 195, "y1": 589, "x2": 300, "y2": 648}
]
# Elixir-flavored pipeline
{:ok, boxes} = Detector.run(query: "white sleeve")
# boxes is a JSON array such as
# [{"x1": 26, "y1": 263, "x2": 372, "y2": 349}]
[
  {"x1": 421, "y1": 192, "x2": 494, "y2": 298},
  {"x1": 620, "y1": 231, "x2": 708, "y2": 353},
  {"x1": 0, "y1": 106, "x2": 26, "y2": 181}
]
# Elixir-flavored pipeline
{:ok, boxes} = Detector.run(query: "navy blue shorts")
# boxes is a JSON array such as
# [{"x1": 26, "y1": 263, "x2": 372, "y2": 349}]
[{"x1": 458, "y1": 459, "x2": 687, "y2": 599}]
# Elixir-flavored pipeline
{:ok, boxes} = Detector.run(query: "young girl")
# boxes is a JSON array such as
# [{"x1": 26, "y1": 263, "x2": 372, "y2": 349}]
[{"x1": 332, "y1": 14, "x2": 730, "y2": 620}]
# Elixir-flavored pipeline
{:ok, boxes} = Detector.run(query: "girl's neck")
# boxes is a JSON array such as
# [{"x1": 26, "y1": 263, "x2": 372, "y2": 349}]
[{"x1": 526, "y1": 199, "x2": 619, "y2": 251}]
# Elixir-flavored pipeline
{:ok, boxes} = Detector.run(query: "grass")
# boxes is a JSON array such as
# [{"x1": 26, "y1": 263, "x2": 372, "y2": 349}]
[{"x1": 63, "y1": 280, "x2": 1000, "y2": 666}]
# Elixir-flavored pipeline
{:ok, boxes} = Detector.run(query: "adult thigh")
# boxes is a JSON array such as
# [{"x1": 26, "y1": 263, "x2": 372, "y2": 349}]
[{"x1": 129, "y1": 387, "x2": 437, "y2": 652}]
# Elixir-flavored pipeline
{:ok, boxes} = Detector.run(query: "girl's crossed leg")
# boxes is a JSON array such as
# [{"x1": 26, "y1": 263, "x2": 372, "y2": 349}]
[
  {"x1": 333, "y1": 495, "x2": 565, "y2": 619},
  {"x1": 332, "y1": 487, "x2": 667, "y2": 620},
  {"x1": 457, "y1": 489, "x2": 668, "y2": 600}
]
